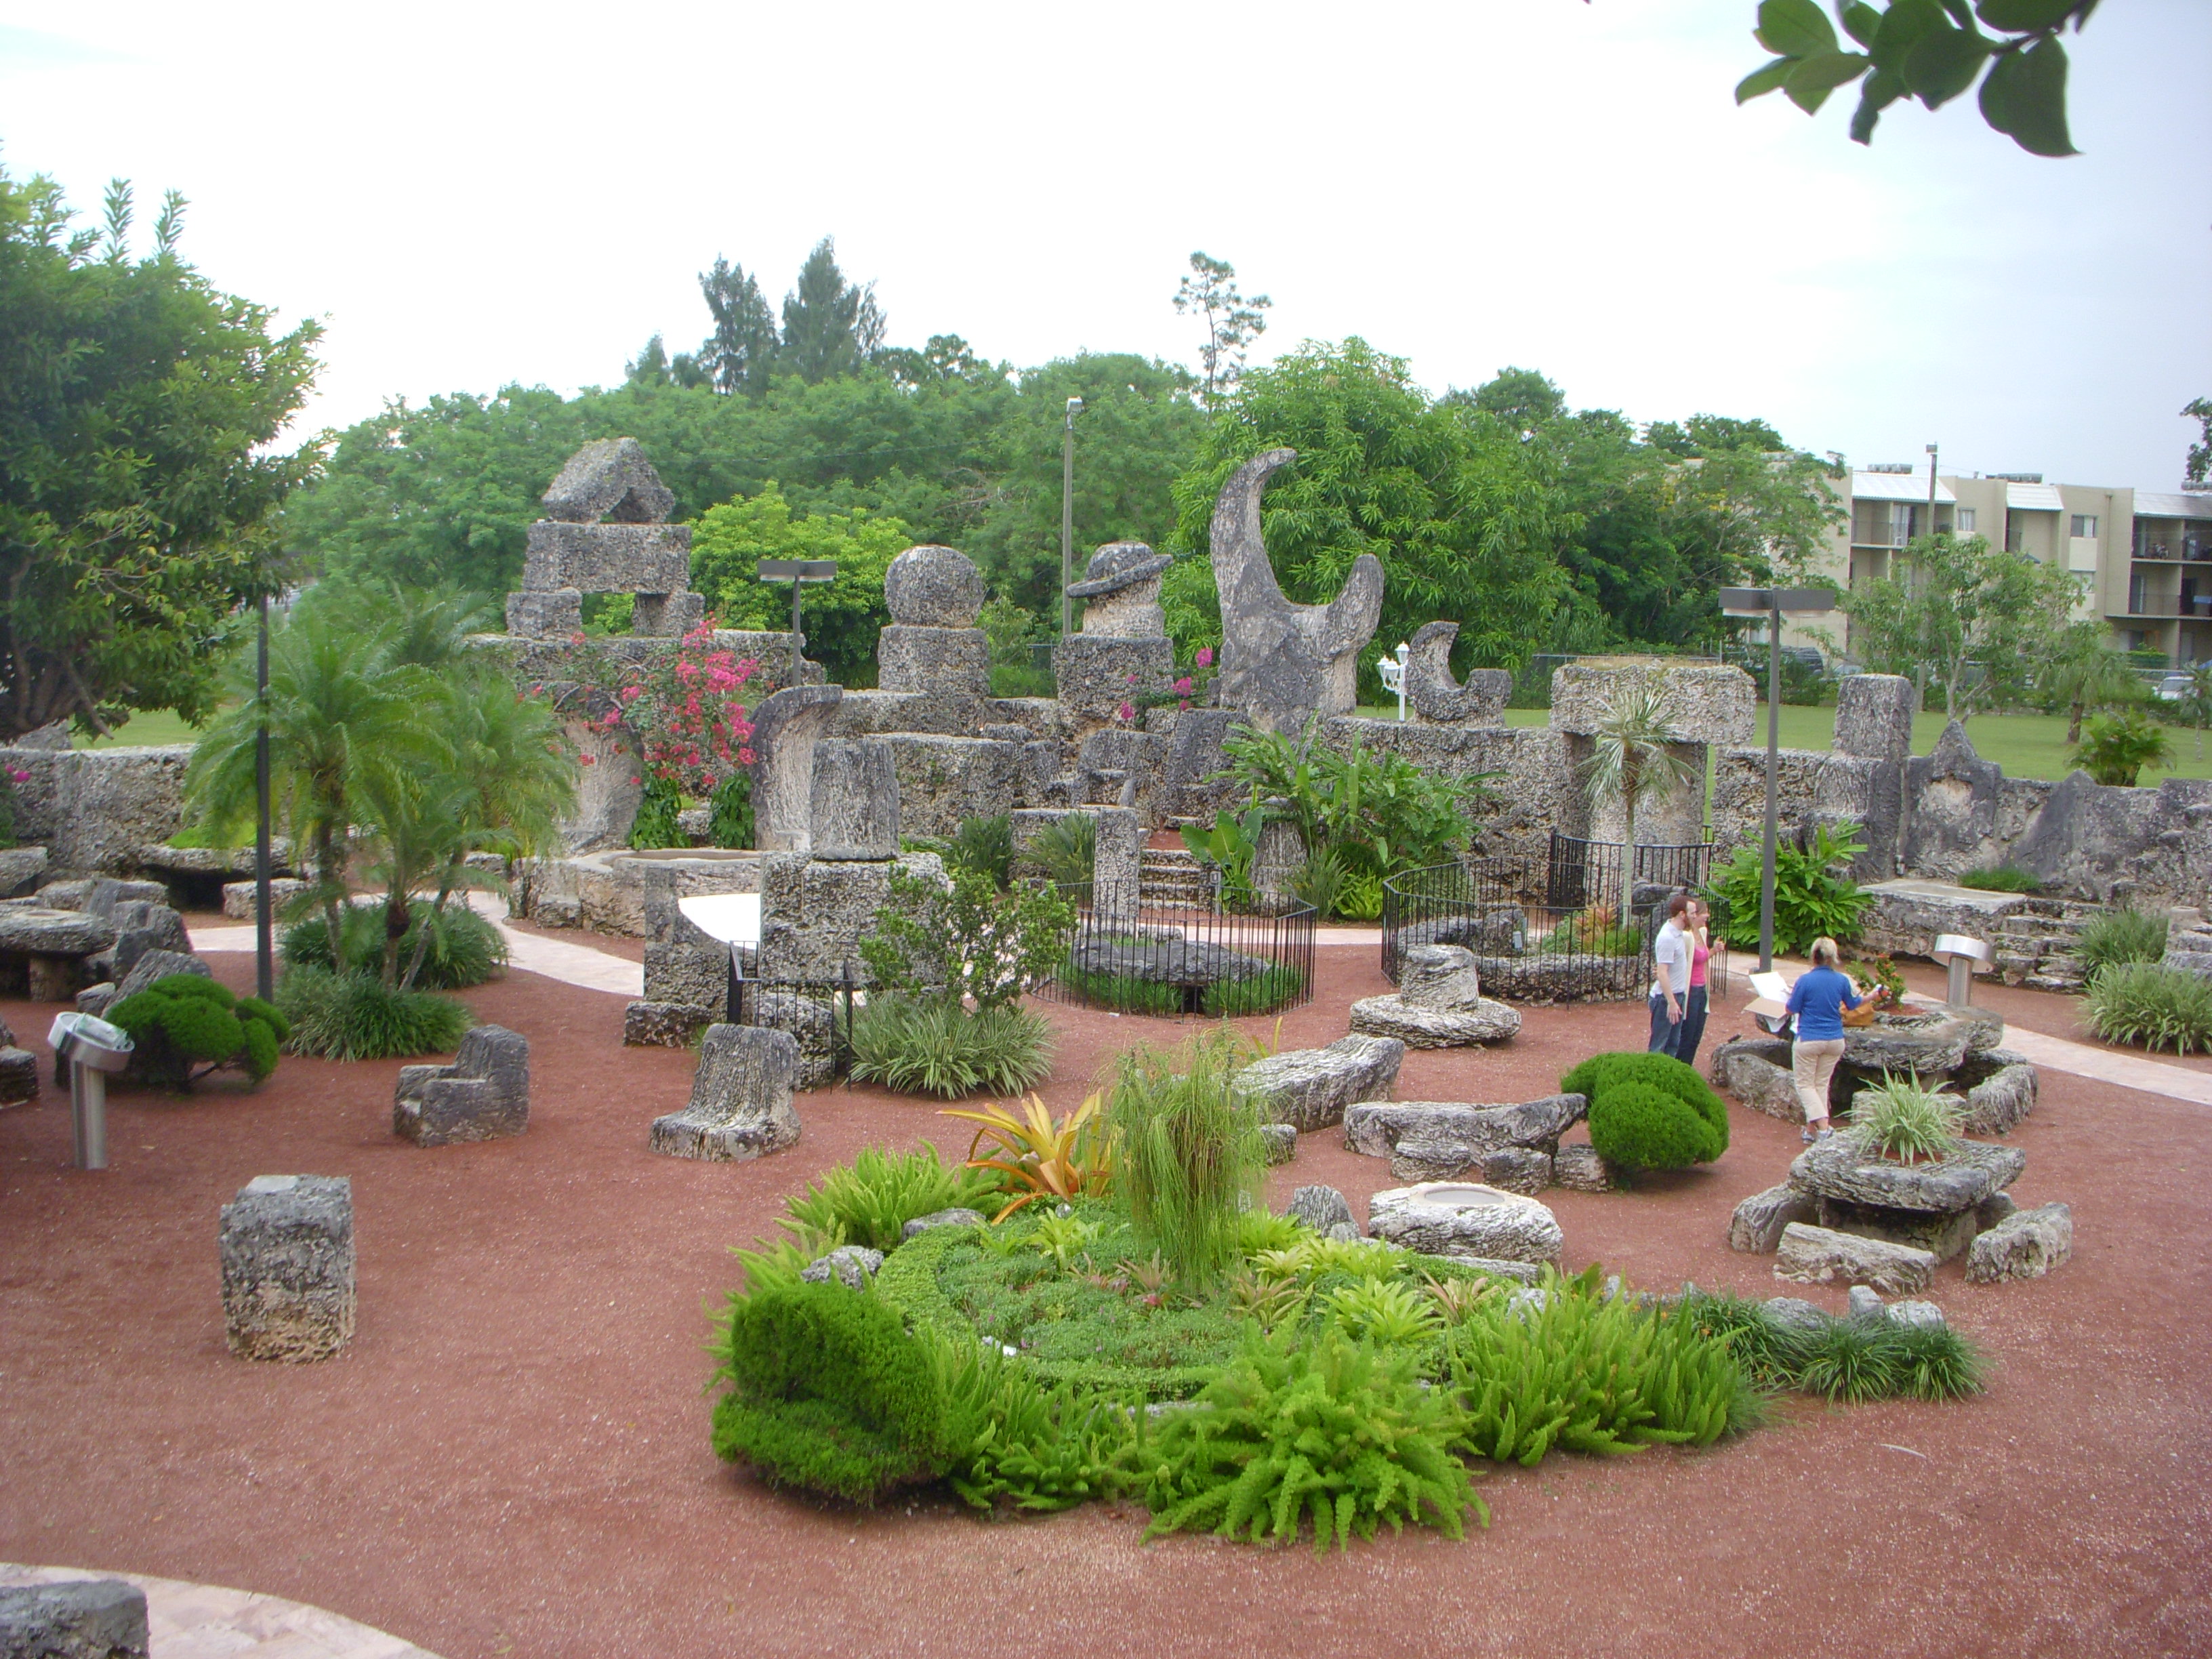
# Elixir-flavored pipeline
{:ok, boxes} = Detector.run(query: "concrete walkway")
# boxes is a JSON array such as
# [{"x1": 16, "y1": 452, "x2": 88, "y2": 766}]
[
  {"x1": 190, "y1": 907, "x2": 642, "y2": 999},
  {"x1": 0, "y1": 1563, "x2": 441, "y2": 1658}
]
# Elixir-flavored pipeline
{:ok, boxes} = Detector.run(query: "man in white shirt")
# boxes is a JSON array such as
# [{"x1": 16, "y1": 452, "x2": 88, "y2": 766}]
[{"x1": 1647, "y1": 893, "x2": 1692, "y2": 1057}]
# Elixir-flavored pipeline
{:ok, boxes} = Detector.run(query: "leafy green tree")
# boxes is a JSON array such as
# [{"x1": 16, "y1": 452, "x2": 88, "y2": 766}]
[
  {"x1": 1173, "y1": 251, "x2": 1271, "y2": 407},
  {"x1": 1838, "y1": 532, "x2": 2081, "y2": 719},
  {"x1": 2185, "y1": 396, "x2": 2211, "y2": 489},
  {"x1": 2039, "y1": 619, "x2": 2146, "y2": 741},
  {"x1": 965, "y1": 354, "x2": 1205, "y2": 616},
  {"x1": 690, "y1": 485, "x2": 913, "y2": 684},
  {"x1": 779, "y1": 238, "x2": 883, "y2": 385},
  {"x1": 1170, "y1": 340, "x2": 1578, "y2": 689},
  {"x1": 1737, "y1": 0, "x2": 2101, "y2": 157},
  {"x1": 0, "y1": 165, "x2": 323, "y2": 739},
  {"x1": 695, "y1": 256, "x2": 779, "y2": 396}
]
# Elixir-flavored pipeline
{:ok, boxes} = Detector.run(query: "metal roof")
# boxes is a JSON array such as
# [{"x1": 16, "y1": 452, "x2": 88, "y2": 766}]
[
  {"x1": 1851, "y1": 469, "x2": 1954, "y2": 504},
  {"x1": 2134, "y1": 491, "x2": 2212, "y2": 521},
  {"x1": 2005, "y1": 482, "x2": 2065, "y2": 512}
]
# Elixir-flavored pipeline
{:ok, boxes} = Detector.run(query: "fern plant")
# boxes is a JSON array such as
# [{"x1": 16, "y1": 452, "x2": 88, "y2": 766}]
[
  {"x1": 779, "y1": 1143, "x2": 998, "y2": 1253},
  {"x1": 1141, "y1": 1325, "x2": 1483, "y2": 1553}
]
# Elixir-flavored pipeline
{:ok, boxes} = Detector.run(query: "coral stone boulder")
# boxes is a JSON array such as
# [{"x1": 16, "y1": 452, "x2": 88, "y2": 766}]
[
  {"x1": 1366, "y1": 1181, "x2": 1564, "y2": 1267},
  {"x1": 883, "y1": 544, "x2": 987, "y2": 626},
  {"x1": 1348, "y1": 995, "x2": 1521, "y2": 1048},
  {"x1": 651, "y1": 1024, "x2": 802, "y2": 1161},
  {"x1": 1967, "y1": 1202, "x2": 2073, "y2": 1283},
  {"x1": 1773, "y1": 1221, "x2": 1935, "y2": 1296},
  {"x1": 1788, "y1": 1130, "x2": 2024, "y2": 1214},
  {"x1": 1230, "y1": 1034, "x2": 1404, "y2": 1132}
]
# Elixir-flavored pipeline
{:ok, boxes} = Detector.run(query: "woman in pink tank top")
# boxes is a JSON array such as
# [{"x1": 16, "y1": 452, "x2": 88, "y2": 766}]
[{"x1": 1678, "y1": 898, "x2": 1712, "y2": 1067}]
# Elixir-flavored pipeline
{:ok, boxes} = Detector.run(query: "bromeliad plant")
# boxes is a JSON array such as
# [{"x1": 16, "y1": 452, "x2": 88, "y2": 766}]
[
  {"x1": 1850, "y1": 1073, "x2": 1965, "y2": 1164},
  {"x1": 941, "y1": 1090, "x2": 1113, "y2": 1219}
]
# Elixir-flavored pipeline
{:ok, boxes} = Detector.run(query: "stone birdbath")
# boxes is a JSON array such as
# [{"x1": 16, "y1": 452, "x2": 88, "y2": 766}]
[
  {"x1": 1786, "y1": 1128, "x2": 2024, "y2": 1261},
  {"x1": 1365, "y1": 1181, "x2": 1565, "y2": 1279}
]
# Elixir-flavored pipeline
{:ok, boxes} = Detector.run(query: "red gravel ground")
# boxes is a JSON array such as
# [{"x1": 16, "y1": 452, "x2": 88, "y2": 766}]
[{"x1": 2, "y1": 947, "x2": 2207, "y2": 1658}]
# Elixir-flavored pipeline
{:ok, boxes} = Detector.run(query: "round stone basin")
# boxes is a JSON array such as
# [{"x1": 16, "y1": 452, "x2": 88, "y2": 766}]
[{"x1": 1413, "y1": 1183, "x2": 1514, "y2": 1208}]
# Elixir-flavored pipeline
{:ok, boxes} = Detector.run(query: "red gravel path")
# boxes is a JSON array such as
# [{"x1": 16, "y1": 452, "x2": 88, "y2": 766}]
[{"x1": 1, "y1": 949, "x2": 2207, "y2": 1658}]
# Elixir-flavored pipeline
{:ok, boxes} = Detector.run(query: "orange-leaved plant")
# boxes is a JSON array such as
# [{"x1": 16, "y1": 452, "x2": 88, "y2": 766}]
[{"x1": 940, "y1": 1091, "x2": 1113, "y2": 1221}]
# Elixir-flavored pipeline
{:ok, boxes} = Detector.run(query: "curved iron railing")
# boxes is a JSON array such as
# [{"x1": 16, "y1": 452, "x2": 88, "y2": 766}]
[{"x1": 1039, "y1": 882, "x2": 1317, "y2": 1018}]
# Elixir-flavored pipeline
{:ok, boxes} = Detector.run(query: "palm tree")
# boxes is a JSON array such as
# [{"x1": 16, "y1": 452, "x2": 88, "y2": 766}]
[
  {"x1": 185, "y1": 605, "x2": 428, "y2": 965},
  {"x1": 2041, "y1": 622, "x2": 2146, "y2": 743},
  {"x1": 1577, "y1": 680, "x2": 1699, "y2": 902}
]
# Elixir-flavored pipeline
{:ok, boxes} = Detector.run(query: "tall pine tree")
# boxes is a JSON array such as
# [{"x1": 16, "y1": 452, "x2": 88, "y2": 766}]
[
  {"x1": 695, "y1": 257, "x2": 779, "y2": 396},
  {"x1": 778, "y1": 237, "x2": 882, "y2": 384}
]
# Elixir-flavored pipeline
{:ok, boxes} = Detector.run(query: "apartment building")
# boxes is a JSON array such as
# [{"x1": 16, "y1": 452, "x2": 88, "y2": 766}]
[{"x1": 1811, "y1": 460, "x2": 2212, "y2": 668}]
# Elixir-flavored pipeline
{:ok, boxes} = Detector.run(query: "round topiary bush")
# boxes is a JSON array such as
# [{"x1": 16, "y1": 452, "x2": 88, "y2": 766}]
[
  {"x1": 1585, "y1": 1080, "x2": 1725, "y2": 1171},
  {"x1": 712, "y1": 1281, "x2": 953, "y2": 1503},
  {"x1": 1559, "y1": 1051, "x2": 1729, "y2": 1151},
  {"x1": 107, "y1": 973, "x2": 286, "y2": 1090}
]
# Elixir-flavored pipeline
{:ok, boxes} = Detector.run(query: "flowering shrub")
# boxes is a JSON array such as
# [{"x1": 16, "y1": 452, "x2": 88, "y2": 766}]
[{"x1": 558, "y1": 625, "x2": 759, "y2": 798}]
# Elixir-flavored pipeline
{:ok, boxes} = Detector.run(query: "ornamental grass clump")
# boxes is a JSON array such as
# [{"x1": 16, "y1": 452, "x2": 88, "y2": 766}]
[
  {"x1": 1107, "y1": 1030, "x2": 1267, "y2": 1289},
  {"x1": 2083, "y1": 962, "x2": 2212, "y2": 1056},
  {"x1": 2075, "y1": 906, "x2": 2169, "y2": 983},
  {"x1": 274, "y1": 964, "x2": 474, "y2": 1061},
  {"x1": 1140, "y1": 1324, "x2": 1483, "y2": 1553},
  {"x1": 1676, "y1": 1290, "x2": 1986, "y2": 1403},
  {"x1": 107, "y1": 974, "x2": 286, "y2": 1089},
  {"x1": 849, "y1": 995, "x2": 1054, "y2": 1099},
  {"x1": 1851, "y1": 1073, "x2": 1964, "y2": 1164}
]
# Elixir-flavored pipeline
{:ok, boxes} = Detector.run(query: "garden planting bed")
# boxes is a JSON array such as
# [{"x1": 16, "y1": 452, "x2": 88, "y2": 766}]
[{"x1": 1, "y1": 945, "x2": 2207, "y2": 1657}]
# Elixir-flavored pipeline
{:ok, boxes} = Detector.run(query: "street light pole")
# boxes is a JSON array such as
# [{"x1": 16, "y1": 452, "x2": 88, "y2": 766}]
[
  {"x1": 1720, "y1": 587, "x2": 1839, "y2": 974},
  {"x1": 1925, "y1": 442, "x2": 1940, "y2": 544},
  {"x1": 1060, "y1": 397, "x2": 1083, "y2": 638},
  {"x1": 1760, "y1": 596, "x2": 1780, "y2": 973},
  {"x1": 254, "y1": 590, "x2": 272, "y2": 1002}
]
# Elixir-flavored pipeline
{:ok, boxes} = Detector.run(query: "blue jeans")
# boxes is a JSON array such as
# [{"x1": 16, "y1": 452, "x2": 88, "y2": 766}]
[
  {"x1": 1647, "y1": 993, "x2": 1684, "y2": 1056},
  {"x1": 1677, "y1": 986, "x2": 1710, "y2": 1067}
]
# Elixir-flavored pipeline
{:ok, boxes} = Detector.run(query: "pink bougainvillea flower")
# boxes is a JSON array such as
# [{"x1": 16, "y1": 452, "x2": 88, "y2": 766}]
[
  {"x1": 1125, "y1": 672, "x2": 1139, "y2": 684},
  {"x1": 737, "y1": 747, "x2": 756, "y2": 766},
  {"x1": 629, "y1": 776, "x2": 641, "y2": 786},
  {"x1": 1195, "y1": 647, "x2": 1213, "y2": 668},
  {"x1": 580, "y1": 753, "x2": 596, "y2": 765},
  {"x1": 1174, "y1": 676, "x2": 1193, "y2": 695},
  {"x1": 1118, "y1": 701, "x2": 1135, "y2": 721}
]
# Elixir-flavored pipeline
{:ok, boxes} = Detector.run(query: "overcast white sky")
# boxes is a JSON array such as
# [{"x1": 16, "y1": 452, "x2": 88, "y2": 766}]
[{"x1": 3, "y1": 1, "x2": 2206, "y2": 489}]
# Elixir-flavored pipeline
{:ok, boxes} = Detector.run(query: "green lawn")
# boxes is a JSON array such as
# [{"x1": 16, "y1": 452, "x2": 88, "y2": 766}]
[
  {"x1": 1355, "y1": 703, "x2": 2212, "y2": 783},
  {"x1": 73, "y1": 708, "x2": 213, "y2": 750}
]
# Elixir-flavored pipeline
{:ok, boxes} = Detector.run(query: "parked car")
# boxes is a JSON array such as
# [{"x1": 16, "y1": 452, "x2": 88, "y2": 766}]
[{"x1": 2154, "y1": 674, "x2": 2192, "y2": 701}]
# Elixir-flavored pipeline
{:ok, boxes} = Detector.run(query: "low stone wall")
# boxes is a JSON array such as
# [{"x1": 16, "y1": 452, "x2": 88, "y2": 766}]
[
  {"x1": 516, "y1": 848, "x2": 762, "y2": 938},
  {"x1": 0, "y1": 744, "x2": 190, "y2": 876}
]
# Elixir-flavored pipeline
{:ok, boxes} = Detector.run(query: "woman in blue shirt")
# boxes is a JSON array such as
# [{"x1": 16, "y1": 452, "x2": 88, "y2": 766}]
[{"x1": 1786, "y1": 937, "x2": 1862, "y2": 1143}]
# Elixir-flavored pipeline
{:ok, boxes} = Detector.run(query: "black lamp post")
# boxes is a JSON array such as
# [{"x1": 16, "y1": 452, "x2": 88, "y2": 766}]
[
  {"x1": 254, "y1": 589, "x2": 273, "y2": 1001},
  {"x1": 1719, "y1": 586, "x2": 1838, "y2": 971}
]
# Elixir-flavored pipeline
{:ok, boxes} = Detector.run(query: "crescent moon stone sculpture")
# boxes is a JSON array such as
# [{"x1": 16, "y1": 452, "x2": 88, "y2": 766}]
[
  {"x1": 1404, "y1": 621, "x2": 1512, "y2": 725},
  {"x1": 1208, "y1": 448, "x2": 1385, "y2": 733}
]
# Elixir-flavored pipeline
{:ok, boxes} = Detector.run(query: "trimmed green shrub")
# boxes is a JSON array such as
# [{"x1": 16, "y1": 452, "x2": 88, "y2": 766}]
[
  {"x1": 1140, "y1": 1324, "x2": 1482, "y2": 1553},
  {"x1": 274, "y1": 964, "x2": 474, "y2": 1061},
  {"x1": 629, "y1": 775, "x2": 686, "y2": 849},
  {"x1": 108, "y1": 973, "x2": 285, "y2": 1089},
  {"x1": 1586, "y1": 1081, "x2": 1724, "y2": 1170},
  {"x1": 781, "y1": 1143, "x2": 999, "y2": 1254},
  {"x1": 281, "y1": 901, "x2": 507, "y2": 991},
  {"x1": 1107, "y1": 1031, "x2": 1266, "y2": 1289},
  {"x1": 1559, "y1": 1051, "x2": 1729, "y2": 1143},
  {"x1": 2076, "y1": 906, "x2": 2169, "y2": 982},
  {"x1": 848, "y1": 995, "x2": 1054, "y2": 1099},
  {"x1": 1957, "y1": 864, "x2": 2040, "y2": 893},
  {"x1": 2083, "y1": 962, "x2": 2212, "y2": 1056},
  {"x1": 2074, "y1": 707, "x2": 2173, "y2": 787},
  {"x1": 711, "y1": 1281, "x2": 954, "y2": 1504}
]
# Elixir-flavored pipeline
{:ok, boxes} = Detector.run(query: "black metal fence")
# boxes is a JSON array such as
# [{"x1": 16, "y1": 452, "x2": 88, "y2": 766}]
[
  {"x1": 1381, "y1": 836, "x2": 1714, "y2": 1006},
  {"x1": 1037, "y1": 881, "x2": 1317, "y2": 1018},
  {"x1": 726, "y1": 957, "x2": 857, "y2": 1080}
]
